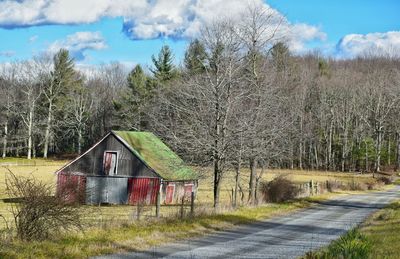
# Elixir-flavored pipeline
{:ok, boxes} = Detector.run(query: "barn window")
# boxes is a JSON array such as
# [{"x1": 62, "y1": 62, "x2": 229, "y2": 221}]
[{"x1": 103, "y1": 151, "x2": 119, "y2": 175}]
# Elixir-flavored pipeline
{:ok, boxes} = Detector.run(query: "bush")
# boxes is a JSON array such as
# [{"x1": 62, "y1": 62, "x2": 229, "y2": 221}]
[
  {"x1": 377, "y1": 176, "x2": 393, "y2": 185},
  {"x1": 348, "y1": 179, "x2": 367, "y2": 191},
  {"x1": 303, "y1": 229, "x2": 371, "y2": 259},
  {"x1": 260, "y1": 175, "x2": 299, "y2": 203},
  {"x1": 326, "y1": 180, "x2": 346, "y2": 192},
  {"x1": 327, "y1": 228, "x2": 371, "y2": 259},
  {"x1": 5, "y1": 172, "x2": 83, "y2": 241}
]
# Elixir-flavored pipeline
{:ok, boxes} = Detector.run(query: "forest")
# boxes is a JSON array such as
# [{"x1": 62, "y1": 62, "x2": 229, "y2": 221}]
[{"x1": 1, "y1": 8, "x2": 399, "y2": 207}]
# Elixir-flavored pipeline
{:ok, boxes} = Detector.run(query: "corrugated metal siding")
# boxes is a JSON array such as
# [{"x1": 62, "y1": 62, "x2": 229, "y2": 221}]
[
  {"x1": 56, "y1": 172, "x2": 86, "y2": 204},
  {"x1": 86, "y1": 176, "x2": 128, "y2": 205},
  {"x1": 161, "y1": 180, "x2": 197, "y2": 204},
  {"x1": 61, "y1": 134, "x2": 157, "y2": 177},
  {"x1": 128, "y1": 178, "x2": 160, "y2": 205}
]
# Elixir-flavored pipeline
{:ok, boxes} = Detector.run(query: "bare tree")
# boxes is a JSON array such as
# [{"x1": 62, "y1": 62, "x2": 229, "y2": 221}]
[{"x1": 5, "y1": 170, "x2": 82, "y2": 241}]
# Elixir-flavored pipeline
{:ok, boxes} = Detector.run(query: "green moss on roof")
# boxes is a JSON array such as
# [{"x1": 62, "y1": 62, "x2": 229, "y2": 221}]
[{"x1": 113, "y1": 131, "x2": 197, "y2": 180}]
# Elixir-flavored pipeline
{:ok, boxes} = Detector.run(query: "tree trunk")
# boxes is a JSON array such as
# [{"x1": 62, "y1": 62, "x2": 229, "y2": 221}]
[
  {"x1": 213, "y1": 159, "x2": 221, "y2": 210},
  {"x1": 375, "y1": 127, "x2": 383, "y2": 174},
  {"x1": 299, "y1": 115, "x2": 303, "y2": 169},
  {"x1": 234, "y1": 162, "x2": 240, "y2": 207},
  {"x1": 255, "y1": 162, "x2": 266, "y2": 203},
  {"x1": 77, "y1": 127, "x2": 83, "y2": 154},
  {"x1": 2, "y1": 123, "x2": 7, "y2": 158},
  {"x1": 27, "y1": 106, "x2": 34, "y2": 160},
  {"x1": 290, "y1": 144, "x2": 294, "y2": 169},
  {"x1": 387, "y1": 136, "x2": 391, "y2": 166},
  {"x1": 328, "y1": 121, "x2": 333, "y2": 170},
  {"x1": 43, "y1": 102, "x2": 52, "y2": 158},
  {"x1": 234, "y1": 145, "x2": 242, "y2": 208},
  {"x1": 365, "y1": 139, "x2": 369, "y2": 172},
  {"x1": 314, "y1": 142, "x2": 319, "y2": 169},
  {"x1": 249, "y1": 157, "x2": 257, "y2": 205},
  {"x1": 396, "y1": 132, "x2": 400, "y2": 172}
]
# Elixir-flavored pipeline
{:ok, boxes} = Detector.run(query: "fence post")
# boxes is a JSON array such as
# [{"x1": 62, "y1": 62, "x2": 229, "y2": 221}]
[
  {"x1": 180, "y1": 196, "x2": 185, "y2": 219},
  {"x1": 156, "y1": 181, "x2": 161, "y2": 218},
  {"x1": 190, "y1": 191, "x2": 195, "y2": 217},
  {"x1": 310, "y1": 180, "x2": 314, "y2": 196}
]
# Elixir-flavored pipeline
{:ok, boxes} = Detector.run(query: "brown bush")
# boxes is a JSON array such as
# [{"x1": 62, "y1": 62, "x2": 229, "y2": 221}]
[
  {"x1": 5, "y1": 171, "x2": 83, "y2": 241},
  {"x1": 326, "y1": 180, "x2": 346, "y2": 192},
  {"x1": 260, "y1": 175, "x2": 299, "y2": 203},
  {"x1": 348, "y1": 179, "x2": 367, "y2": 191},
  {"x1": 377, "y1": 176, "x2": 393, "y2": 185}
]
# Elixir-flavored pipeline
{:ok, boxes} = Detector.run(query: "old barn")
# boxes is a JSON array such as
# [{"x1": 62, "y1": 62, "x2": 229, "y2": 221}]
[{"x1": 56, "y1": 131, "x2": 197, "y2": 205}]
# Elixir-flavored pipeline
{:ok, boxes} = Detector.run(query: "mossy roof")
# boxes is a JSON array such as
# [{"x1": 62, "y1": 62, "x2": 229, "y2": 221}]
[{"x1": 112, "y1": 131, "x2": 197, "y2": 180}]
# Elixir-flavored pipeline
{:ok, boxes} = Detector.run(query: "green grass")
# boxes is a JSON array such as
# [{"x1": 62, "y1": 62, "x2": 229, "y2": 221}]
[
  {"x1": 361, "y1": 200, "x2": 400, "y2": 258},
  {"x1": 304, "y1": 199, "x2": 400, "y2": 259},
  {"x1": 114, "y1": 131, "x2": 197, "y2": 180},
  {"x1": 303, "y1": 228, "x2": 371, "y2": 259}
]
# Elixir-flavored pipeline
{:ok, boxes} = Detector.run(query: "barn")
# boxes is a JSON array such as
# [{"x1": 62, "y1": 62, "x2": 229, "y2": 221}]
[{"x1": 55, "y1": 131, "x2": 198, "y2": 205}]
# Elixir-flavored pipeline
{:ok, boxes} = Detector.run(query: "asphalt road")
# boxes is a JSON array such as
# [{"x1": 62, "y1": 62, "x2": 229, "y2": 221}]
[{"x1": 95, "y1": 185, "x2": 400, "y2": 259}]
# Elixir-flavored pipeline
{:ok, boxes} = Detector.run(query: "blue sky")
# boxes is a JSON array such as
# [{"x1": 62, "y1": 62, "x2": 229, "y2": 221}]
[{"x1": 0, "y1": 0, "x2": 399, "y2": 70}]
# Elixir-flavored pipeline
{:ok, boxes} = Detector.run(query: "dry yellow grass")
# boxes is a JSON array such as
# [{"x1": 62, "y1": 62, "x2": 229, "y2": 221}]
[
  {"x1": 0, "y1": 158, "x2": 381, "y2": 258},
  {"x1": 0, "y1": 159, "x2": 376, "y2": 228}
]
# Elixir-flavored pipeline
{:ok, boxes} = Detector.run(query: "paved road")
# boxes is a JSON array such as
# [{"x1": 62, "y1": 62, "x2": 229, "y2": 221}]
[{"x1": 96, "y1": 186, "x2": 400, "y2": 259}]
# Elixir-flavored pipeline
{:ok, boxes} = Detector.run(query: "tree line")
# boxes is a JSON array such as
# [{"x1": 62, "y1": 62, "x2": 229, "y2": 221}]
[{"x1": 1, "y1": 7, "x2": 400, "y2": 207}]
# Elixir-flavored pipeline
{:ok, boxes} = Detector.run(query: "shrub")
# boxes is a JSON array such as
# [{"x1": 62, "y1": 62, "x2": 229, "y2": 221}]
[
  {"x1": 260, "y1": 175, "x2": 299, "y2": 203},
  {"x1": 377, "y1": 176, "x2": 393, "y2": 185},
  {"x1": 327, "y1": 228, "x2": 371, "y2": 259},
  {"x1": 302, "y1": 229, "x2": 371, "y2": 259},
  {"x1": 5, "y1": 172, "x2": 83, "y2": 241},
  {"x1": 348, "y1": 179, "x2": 367, "y2": 191},
  {"x1": 326, "y1": 180, "x2": 346, "y2": 192}
]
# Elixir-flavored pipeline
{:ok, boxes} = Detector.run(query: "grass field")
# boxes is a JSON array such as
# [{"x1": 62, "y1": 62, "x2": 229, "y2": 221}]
[
  {"x1": 0, "y1": 158, "x2": 379, "y2": 225},
  {"x1": 361, "y1": 199, "x2": 400, "y2": 258},
  {"x1": 0, "y1": 200, "x2": 315, "y2": 258},
  {"x1": 0, "y1": 158, "x2": 387, "y2": 258}
]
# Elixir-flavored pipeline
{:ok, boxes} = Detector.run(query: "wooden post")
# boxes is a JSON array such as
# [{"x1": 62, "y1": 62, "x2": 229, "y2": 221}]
[
  {"x1": 190, "y1": 191, "x2": 195, "y2": 217},
  {"x1": 310, "y1": 180, "x2": 314, "y2": 196},
  {"x1": 156, "y1": 181, "x2": 161, "y2": 218},
  {"x1": 180, "y1": 196, "x2": 185, "y2": 219}
]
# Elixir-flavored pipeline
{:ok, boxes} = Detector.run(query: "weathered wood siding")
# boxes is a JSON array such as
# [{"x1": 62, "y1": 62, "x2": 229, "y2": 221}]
[{"x1": 61, "y1": 134, "x2": 158, "y2": 177}]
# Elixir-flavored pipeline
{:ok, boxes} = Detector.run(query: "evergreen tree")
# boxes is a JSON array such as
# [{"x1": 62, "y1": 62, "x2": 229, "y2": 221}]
[
  {"x1": 43, "y1": 49, "x2": 77, "y2": 157},
  {"x1": 184, "y1": 39, "x2": 207, "y2": 74},
  {"x1": 150, "y1": 45, "x2": 177, "y2": 82},
  {"x1": 271, "y1": 42, "x2": 290, "y2": 72},
  {"x1": 127, "y1": 65, "x2": 148, "y2": 97},
  {"x1": 52, "y1": 49, "x2": 76, "y2": 95}
]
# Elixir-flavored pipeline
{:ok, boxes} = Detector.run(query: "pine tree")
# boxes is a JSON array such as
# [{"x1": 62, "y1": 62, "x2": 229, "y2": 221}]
[
  {"x1": 43, "y1": 49, "x2": 77, "y2": 158},
  {"x1": 184, "y1": 39, "x2": 207, "y2": 74},
  {"x1": 271, "y1": 42, "x2": 290, "y2": 72},
  {"x1": 150, "y1": 45, "x2": 177, "y2": 82},
  {"x1": 127, "y1": 65, "x2": 148, "y2": 97}
]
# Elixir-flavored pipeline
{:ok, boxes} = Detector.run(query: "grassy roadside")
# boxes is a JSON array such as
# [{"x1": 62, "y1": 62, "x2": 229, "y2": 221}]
[
  {"x1": 361, "y1": 199, "x2": 400, "y2": 258},
  {"x1": 303, "y1": 194, "x2": 400, "y2": 259},
  {"x1": 0, "y1": 195, "x2": 338, "y2": 259}
]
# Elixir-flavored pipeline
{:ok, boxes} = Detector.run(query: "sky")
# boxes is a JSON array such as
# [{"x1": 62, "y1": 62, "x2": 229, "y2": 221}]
[{"x1": 0, "y1": 0, "x2": 399, "y2": 70}]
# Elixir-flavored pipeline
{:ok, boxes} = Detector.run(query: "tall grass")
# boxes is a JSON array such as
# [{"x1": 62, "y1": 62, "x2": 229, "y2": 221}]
[{"x1": 304, "y1": 229, "x2": 371, "y2": 259}]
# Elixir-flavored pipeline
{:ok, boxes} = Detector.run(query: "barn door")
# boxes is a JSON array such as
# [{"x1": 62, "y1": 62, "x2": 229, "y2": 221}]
[
  {"x1": 165, "y1": 184, "x2": 175, "y2": 204},
  {"x1": 103, "y1": 151, "x2": 118, "y2": 175}
]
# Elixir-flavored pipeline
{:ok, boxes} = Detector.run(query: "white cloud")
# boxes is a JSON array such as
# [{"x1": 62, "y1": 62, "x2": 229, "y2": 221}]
[
  {"x1": 288, "y1": 24, "x2": 327, "y2": 53},
  {"x1": 0, "y1": 50, "x2": 15, "y2": 57},
  {"x1": 0, "y1": 0, "x2": 326, "y2": 54},
  {"x1": 29, "y1": 35, "x2": 38, "y2": 43},
  {"x1": 48, "y1": 31, "x2": 108, "y2": 61},
  {"x1": 337, "y1": 31, "x2": 400, "y2": 58}
]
